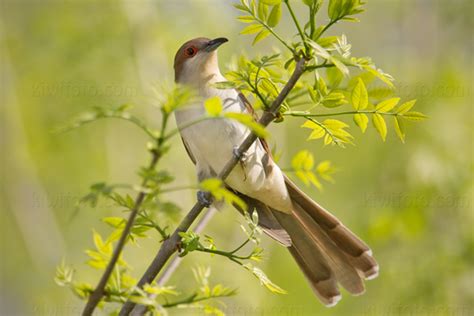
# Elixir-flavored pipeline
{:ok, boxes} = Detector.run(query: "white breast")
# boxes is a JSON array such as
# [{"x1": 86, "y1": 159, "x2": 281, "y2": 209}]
[{"x1": 175, "y1": 79, "x2": 293, "y2": 213}]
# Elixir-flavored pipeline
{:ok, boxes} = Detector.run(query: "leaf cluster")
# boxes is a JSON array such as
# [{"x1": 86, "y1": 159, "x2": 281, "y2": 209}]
[{"x1": 178, "y1": 211, "x2": 286, "y2": 295}]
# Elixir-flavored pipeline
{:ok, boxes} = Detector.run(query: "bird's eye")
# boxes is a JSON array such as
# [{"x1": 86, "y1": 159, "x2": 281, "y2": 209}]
[{"x1": 185, "y1": 46, "x2": 197, "y2": 57}]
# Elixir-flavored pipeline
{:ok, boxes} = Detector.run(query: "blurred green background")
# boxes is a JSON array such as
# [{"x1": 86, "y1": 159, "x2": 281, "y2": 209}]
[{"x1": 1, "y1": 0, "x2": 472, "y2": 315}]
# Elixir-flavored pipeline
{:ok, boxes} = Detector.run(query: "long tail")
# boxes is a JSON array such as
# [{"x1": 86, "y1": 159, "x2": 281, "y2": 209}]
[
  {"x1": 272, "y1": 176, "x2": 379, "y2": 306},
  {"x1": 232, "y1": 177, "x2": 378, "y2": 306},
  {"x1": 241, "y1": 177, "x2": 377, "y2": 306}
]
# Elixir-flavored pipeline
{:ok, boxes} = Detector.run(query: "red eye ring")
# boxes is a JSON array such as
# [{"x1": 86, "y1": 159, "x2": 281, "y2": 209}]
[{"x1": 185, "y1": 46, "x2": 198, "y2": 57}]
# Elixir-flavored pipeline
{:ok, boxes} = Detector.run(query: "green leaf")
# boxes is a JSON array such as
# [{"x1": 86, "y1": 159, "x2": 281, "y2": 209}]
[
  {"x1": 302, "y1": 0, "x2": 314, "y2": 5},
  {"x1": 204, "y1": 96, "x2": 223, "y2": 117},
  {"x1": 93, "y1": 230, "x2": 105, "y2": 250},
  {"x1": 317, "y1": 77, "x2": 328, "y2": 95},
  {"x1": 240, "y1": 24, "x2": 264, "y2": 35},
  {"x1": 303, "y1": 119, "x2": 352, "y2": 146},
  {"x1": 73, "y1": 283, "x2": 94, "y2": 299},
  {"x1": 178, "y1": 232, "x2": 200, "y2": 256},
  {"x1": 55, "y1": 260, "x2": 74, "y2": 287},
  {"x1": 324, "y1": 119, "x2": 353, "y2": 144},
  {"x1": 353, "y1": 113, "x2": 368, "y2": 133},
  {"x1": 316, "y1": 160, "x2": 336, "y2": 182},
  {"x1": 258, "y1": 2, "x2": 269, "y2": 20},
  {"x1": 402, "y1": 111, "x2": 428, "y2": 121},
  {"x1": 260, "y1": 0, "x2": 282, "y2": 5},
  {"x1": 322, "y1": 91, "x2": 347, "y2": 108},
  {"x1": 375, "y1": 97, "x2": 399, "y2": 112},
  {"x1": 326, "y1": 67, "x2": 343, "y2": 88},
  {"x1": 244, "y1": 264, "x2": 287, "y2": 294},
  {"x1": 361, "y1": 65, "x2": 394, "y2": 88},
  {"x1": 342, "y1": 16, "x2": 360, "y2": 22},
  {"x1": 292, "y1": 150, "x2": 315, "y2": 171},
  {"x1": 396, "y1": 100, "x2": 416, "y2": 114},
  {"x1": 267, "y1": 4, "x2": 282, "y2": 27},
  {"x1": 323, "y1": 119, "x2": 349, "y2": 129},
  {"x1": 253, "y1": 29, "x2": 271, "y2": 45},
  {"x1": 330, "y1": 56, "x2": 349, "y2": 77},
  {"x1": 328, "y1": 0, "x2": 340, "y2": 20},
  {"x1": 393, "y1": 116, "x2": 405, "y2": 143},
  {"x1": 143, "y1": 284, "x2": 178, "y2": 296},
  {"x1": 233, "y1": 3, "x2": 248, "y2": 12},
  {"x1": 102, "y1": 217, "x2": 126, "y2": 228},
  {"x1": 224, "y1": 112, "x2": 269, "y2": 138},
  {"x1": 308, "y1": 40, "x2": 330, "y2": 59},
  {"x1": 372, "y1": 113, "x2": 387, "y2": 141},
  {"x1": 328, "y1": 0, "x2": 366, "y2": 20},
  {"x1": 160, "y1": 86, "x2": 193, "y2": 114},
  {"x1": 200, "y1": 178, "x2": 247, "y2": 211},
  {"x1": 351, "y1": 78, "x2": 368, "y2": 110},
  {"x1": 128, "y1": 295, "x2": 156, "y2": 306},
  {"x1": 213, "y1": 81, "x2": 240, "y2": 89},
  {"x1": 237, "y1": 16, "x2": 255, "y2": 23},
  {"x1": 307, "y1": 86, "x2": 319, "y2": 103},
  {"x1": 318, "y1": 36, "x2": 339, "y2": 48},
  {"x1": 291, "y1": 150, "x2": 322, "y2": 189},
  {"x1": 301, "y1": 120, "x2": 325, "y2": 140}
]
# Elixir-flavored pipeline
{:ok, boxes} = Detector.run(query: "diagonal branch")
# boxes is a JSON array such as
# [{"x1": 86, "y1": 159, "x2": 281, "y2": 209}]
[
  {"x1": 119, "y1": 57, "x2": 307, "y2": 315},
  {"x1": 81, "y1": 152, "x2": 160, "y2": 316},
  {"x1": 82, "y1": 112, "x2": 170, "y2": 316},
  {"x1": 130, "y1": 207, "x2": 218, "y2": 316}
]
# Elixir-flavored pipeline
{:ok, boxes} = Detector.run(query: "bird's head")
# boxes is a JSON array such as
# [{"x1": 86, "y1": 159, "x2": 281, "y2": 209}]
[{"x1": 174, "y1": 37, "x2": 228, "y2": 85}]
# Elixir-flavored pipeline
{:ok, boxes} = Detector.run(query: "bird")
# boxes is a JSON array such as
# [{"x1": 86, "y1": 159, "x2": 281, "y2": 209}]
[{"x1": 173, "y1": 37, "x2": 379, "y2": 307}]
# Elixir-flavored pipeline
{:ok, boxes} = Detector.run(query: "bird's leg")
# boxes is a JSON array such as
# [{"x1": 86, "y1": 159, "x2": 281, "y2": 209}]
[
  {"x1": 197, "y1": 191, "x2": 213, "y2": 207},
  {"x1": 233, "y1": 146, "x2": 249, "y2": 180},
  {"x1": 233, "y1": 146, "x2": 250, "y2": 163}
]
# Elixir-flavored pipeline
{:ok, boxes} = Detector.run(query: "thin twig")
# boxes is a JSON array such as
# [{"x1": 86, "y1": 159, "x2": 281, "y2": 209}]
[
  {"x1": 284, "y1": 110, "x2": 401, "y2": 118},
  {"x1": 284, "y1": 0, "x2": 309, "y2": 54},
  {"x1": 130, "y1": 207, "x2": 218, "y2": 316},
  {"x1": 158, "y1": 207, "x2": 218, "y2": 286},
  {"x1": 81, "y1": 152, "x2": 160, "y2": 316},
  {"x1": 82, "y1": 112, "x2": 170, "y2": 316},
  {"x1": 119, "y1": 57, "x2": 307, "y2": 316}
]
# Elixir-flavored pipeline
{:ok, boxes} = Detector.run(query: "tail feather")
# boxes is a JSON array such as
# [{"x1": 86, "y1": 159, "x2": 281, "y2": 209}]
[
  {"x1": 230, "y1": 178, "x2": 378, "y2": 306},
  {"x1": 272, "y1": 210, "x2": 341, "y2": 306},
  {"x1": 291, "y1": 203, "x2": 365, "y2": 295},
  {"x1": 284, "y1": 176, "x2": 379, "y2": 280},
  {"x1": 289, "y1": 246, "x2": 341, "y2": 307}
]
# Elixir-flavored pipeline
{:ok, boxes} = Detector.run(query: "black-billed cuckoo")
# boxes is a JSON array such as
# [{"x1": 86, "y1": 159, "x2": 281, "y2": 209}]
[{"x1": 174, "y1": 37, "x2": 378, "y2": 307}]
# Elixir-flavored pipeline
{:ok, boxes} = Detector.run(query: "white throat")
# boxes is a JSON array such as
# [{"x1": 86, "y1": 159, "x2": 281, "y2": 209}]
[{"x1": 178, "y1": 52, "x2": 223, "y2": 89}]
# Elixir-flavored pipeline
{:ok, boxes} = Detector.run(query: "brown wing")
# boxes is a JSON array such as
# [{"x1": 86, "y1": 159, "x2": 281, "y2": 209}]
[
  {"x1": 181, "y1": 137, "x2": 196, "y2": 165},
  {"x1": 237, "y1": 91, "x2": 273, "y2": 157}
]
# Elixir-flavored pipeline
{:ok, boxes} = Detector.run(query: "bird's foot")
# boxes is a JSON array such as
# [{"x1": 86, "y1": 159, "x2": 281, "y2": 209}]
[
  {"x1": 197, "y1": 191, "x2": 213, "y2": 207},
  {"x1": 233, "y1": 146, "x2": 249, "y2": 163}
]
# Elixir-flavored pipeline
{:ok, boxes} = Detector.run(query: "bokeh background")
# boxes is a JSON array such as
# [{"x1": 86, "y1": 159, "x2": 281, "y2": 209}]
[{"x1": 1, "y1": 0, "x2": 472, "y2": 315}]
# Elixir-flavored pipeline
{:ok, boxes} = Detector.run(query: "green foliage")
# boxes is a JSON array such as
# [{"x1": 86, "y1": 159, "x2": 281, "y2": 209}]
[
  {"x1": 290, "y1": 150, "x2": 336, "y2": 189},
  {"x1": 229, "y1": 0, "x2": 425, "y2": 147},
  {"x1": 351, "y1": 78, "x2": 368, "y2": 110},
  {"x1": 56, "y1": 259, "x2": 234, "y2": 315},
  {"x1": 157, "y1": 85, "x2": 194, "y2": 114},
  {"x1": 204, "y1": 95, "x2": 269, "y2": 137},
  {"x1": 55, "y1": 104, "x2": 158, "y2": 140},
  {"x1": 328, "y1": 0, "x2": 366, "y2": 22},
  {"x1": 235, "y1": 0, "x2": 291, "y2": 50},
  {"x1": 225, "y1": 112, "x2": 269, "y2": 137},
  {"x1": 243, "y1": 264, "x2": 287, "y2": 294},
  {"x1": 200, "y1": 178, "x2": 247, "y2": 211},
  {"x1": 204, "y1": 96, "x2": 223, "y2": 117},
  {"x1": 302, "y1": 118, "x2": 353, "y2": 146},
  {"x1": 178, "y1": 211, "x2": 286, "y2": 296},
  {"x1": 222, "y1": 53, "x2": 284, "y2": 110}
]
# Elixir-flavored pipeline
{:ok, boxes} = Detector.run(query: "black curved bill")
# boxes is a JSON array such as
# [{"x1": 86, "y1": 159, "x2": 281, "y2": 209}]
[{"x1": 205, "y1": 37, "x2": 229, "y2": 52}]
